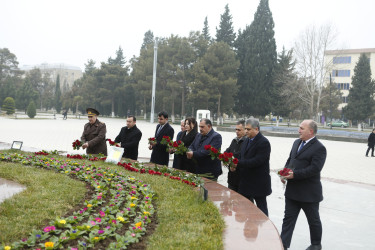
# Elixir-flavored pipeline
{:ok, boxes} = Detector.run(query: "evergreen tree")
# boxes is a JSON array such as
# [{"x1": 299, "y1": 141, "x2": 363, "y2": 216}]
[
  {"x1": 216, "y1": 4, "x2": 236, "y2": 47},
  {"x1": 141, "y1": 30, "x2": 154, "y2": 50},
  {"x1": 84, "y1": 59, "x2": 96, "y2": 74},
  {"x1": 235, "y1": 0, "x2": 277, "y2": 116},
  {"x1": 2, "y1": 96, "x2": 15, "y2": 114},
  {"x1": 202, "y1": 16, "x2": 211, "y2": 41},
  {"x1": 343, "y1": 53, "x2": 375, "y2": 121},
  {"x1": 55, "y1": 75, "x2": 62, "y2": 113},
  {"x1": 27, "y1": 100, "x2": 36, "y2": 118},
  {"x1": 108, "y1": 46, "x2": 126, "y2": 68}
]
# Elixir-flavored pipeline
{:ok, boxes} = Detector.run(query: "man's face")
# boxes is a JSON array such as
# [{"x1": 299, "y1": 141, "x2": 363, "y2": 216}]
[
  {"x1": 158, "y1": 115, "x2": 167, "y2": 125},
  {"x1": 235, "y1": 124, "x2": 245, "y2": 138},
  {"x1": 126, "y1": 117, "x2": 136, "y2": 128},
  {"x1": 245, "y1": 124, "x2": 259, "y2": 139},
  {"x1": 88, "y1": 115, "x2": 97, "y2": 124},
  {"x1": 199, "y1": 121, "x2": 211, "y2": 135},
  {"x1": 299, "y1": 121, "x2": 313, "y2": 141}
]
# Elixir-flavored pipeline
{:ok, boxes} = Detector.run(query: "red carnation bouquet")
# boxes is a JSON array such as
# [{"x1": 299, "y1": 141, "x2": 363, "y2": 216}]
[
  {"x1": 168, "y1": 140, "x2": 188, "y2": 155},
  {"x1": 148, "y1": 137, "x2": 156, "y2": 146},
  {"x1": 106, "y1": 138, "x2": 120, "y2": 147},
  {"x1": 278, "y1": 167, "x2": 292, "y2": 177},
  {"x1": 218, "y1": 151, "x2": 239, "y2": 168},
  {"x1": 160, "y1": 135, "x2": 171, "y2": 146},
  {"x1": 72, "y1": 139, "x2": 83, "y2": 150},
  {"x1": 204, "y1": 145, "x2": 221, "y2": 160}
]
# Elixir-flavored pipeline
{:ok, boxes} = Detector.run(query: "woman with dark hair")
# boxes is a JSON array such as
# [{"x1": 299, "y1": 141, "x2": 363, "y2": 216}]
[{"x1": 177, "y1": 117, "x2": 198, "y2": 172}]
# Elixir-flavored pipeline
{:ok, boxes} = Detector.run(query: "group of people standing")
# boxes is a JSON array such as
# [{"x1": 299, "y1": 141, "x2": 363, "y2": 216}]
[{"x1": 80, "y1": 108, "x2": 326, "y2": 250}]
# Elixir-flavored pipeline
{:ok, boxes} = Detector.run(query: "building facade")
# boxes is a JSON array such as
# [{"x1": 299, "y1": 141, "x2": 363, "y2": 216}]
[
  {"x1": 21, "y1": 63, "x2": 83, "y2": 92},
  {"x1": 324, "y1": 48, "x2": 375, "y2": 110}
]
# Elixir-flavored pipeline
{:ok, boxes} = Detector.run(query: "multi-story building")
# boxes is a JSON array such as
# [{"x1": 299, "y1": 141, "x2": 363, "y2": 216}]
[
  {"x1": 324, "y1": 48, "x2": 375, "y2": 110},
  {"x1": 21, "y1": 63, "x2": 83, "y2": 92}
]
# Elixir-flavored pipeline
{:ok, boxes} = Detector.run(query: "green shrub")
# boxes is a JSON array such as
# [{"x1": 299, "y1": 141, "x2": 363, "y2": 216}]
[
  {"x1": 2, "y1": 97, "x2": 15, "y2": 115},
  {"x1": 27, "y1": 101, "x2": 36, "y2": 118}
]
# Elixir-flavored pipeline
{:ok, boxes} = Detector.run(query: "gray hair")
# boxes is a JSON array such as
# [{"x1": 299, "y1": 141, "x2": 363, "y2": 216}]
[
  {"x1": 236, "y1": 120, "x2": 245, "y2": 127},
  {"x1": 201, "y1": 118, "x2": 212, "y2": 127},
  {"x1": 308, "y1": 120, "x2": 318, "y2": 135},
  {"x1": 246, "y1": 118, "x2": 260, "y2": 129}
]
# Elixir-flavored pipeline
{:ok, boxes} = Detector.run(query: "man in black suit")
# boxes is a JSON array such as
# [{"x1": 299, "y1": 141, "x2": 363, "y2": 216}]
[
  {"x1": 114, "y1": 115, "x2": 142, "y2": 160},
  {"x1": 149, "y1": 111, "x2": 174, "y2": 166},
  {"x1": 232, "y1": 118, "x2": 271, "y2": 216},
  {"x1": 280, "y1": 120, "x2": 327, "y2": 250}
]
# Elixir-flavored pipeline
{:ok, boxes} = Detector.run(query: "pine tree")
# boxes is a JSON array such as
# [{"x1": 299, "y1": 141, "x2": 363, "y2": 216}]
[
  {"x1": 202, "y1": 16, "x2": 211, "y2": 41},
  {"x1": 141, "y1": 30, "x2": 154, "y2": 50},
  {"x1": 343, "y1": 53, "x2": 375, "y2": 121},
  {"x1": 55, "y1": 75, "x2": 62, "y2": 113},
  {"x1": 2, "y1": 96, "x2": 15, "y2": 115},
  {"x1": 108, "y1": 47, "x2": 126, "y2": 67},
  {"x1": 27, "y1": 100, "x2": 36, "y2": 118},
  {"x1": 235, "y1": 0, "x2": 277, "y2": 116},
  {"x1": 216, "y1": 4, "x2": 236, "y2": 47}
]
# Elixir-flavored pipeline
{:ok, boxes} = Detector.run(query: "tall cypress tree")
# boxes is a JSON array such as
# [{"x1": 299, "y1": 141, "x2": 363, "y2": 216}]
[
  {"x1": 235, "y1": 0, "x2": 277, "y2": 116},
  {"x1": 55, "y1": 74, "x2": 62, "y2": 113},
  {"x1": 202, "y1": 16, "x2": 211, "y2": 41},
  {"x1": 343, "y1": 53, "x2": 375, "y2": 121},
  {"x1": 216, "y1": 4, "x2": 236, "y2": 47}
]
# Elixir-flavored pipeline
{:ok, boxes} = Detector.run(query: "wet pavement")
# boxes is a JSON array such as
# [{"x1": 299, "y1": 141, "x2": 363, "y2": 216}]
[{"x1": 1, "y1": 114, "x2": 375, "y2": 249}]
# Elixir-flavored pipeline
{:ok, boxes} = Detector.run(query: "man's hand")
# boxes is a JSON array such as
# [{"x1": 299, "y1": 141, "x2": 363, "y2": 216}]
[
  {"x1": 285, "y1": 170, "x2": 294, "y2": 180},
  {"x1": 82, "y1": 142, "x2": 89, "y2": 149},
  {"x1": 148, "y1": 144, "x2": 153, "y2": 150},
  {"x1": 186, "y1": 151, "x2": 193, "y2": 159},
  {"x1": 280, "y1": 177, "x2": 286, "y2": 184}
]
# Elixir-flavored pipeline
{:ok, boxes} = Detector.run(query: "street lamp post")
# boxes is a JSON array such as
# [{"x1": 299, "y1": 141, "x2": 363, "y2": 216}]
[
  {"x1": 329, "y1": 73, "x2": 332, "y2": 129},
  {"x1": 150, "y1": 37, "x2": 158, "y2": 123}
]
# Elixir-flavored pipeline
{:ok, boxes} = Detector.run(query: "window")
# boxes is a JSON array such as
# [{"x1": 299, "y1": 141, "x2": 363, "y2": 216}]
[
  {"x1": 333, "y1": 56, "x2": 351, "y2": 64},
  {"x1": 332, "y1": 70, "x2": 350, "y2": 77},
  {"x1": 342, "y1": 96, "x2": 348, "y2": 103},
  {"x1": 336, "y1": 83, "x2": 350, "y2": 90}
]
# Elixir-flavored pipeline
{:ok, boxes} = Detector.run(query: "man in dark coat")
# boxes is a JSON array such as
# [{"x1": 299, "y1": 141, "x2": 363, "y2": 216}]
[
  {"x1": 149, "y1": 111, "x2": 174, "y2": 166},
  {"x1": 366, "y1": 128, "x2": 375, "y2": 157},
  {"x1": 233, "y1": 118, "x2": 271, "y2": 216},
  {"x1": 81, "y1": 108, "x2": 107, "y2": 155},
  {"x1": 280, "y1": 120, "x2": 327, "y2": 250},
  {"x1": 114, "y1": 115, "x2": 142, "y2": 160},
  {"x1": 224, "y1": 120, "x2": 246, "y2": 192},
  {"x1": 186, "y1": 118, "x2": 222, "y2": 180}
]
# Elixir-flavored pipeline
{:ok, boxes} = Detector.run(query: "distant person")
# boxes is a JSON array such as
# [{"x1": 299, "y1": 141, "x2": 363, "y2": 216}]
[
  {"x1": 232, "y1": 118, "x2": 271, "y2": 216},
  {"x1": 186, "y1": 118, "x2": 222, "y2": 180},
  {"x1": 149, "y1": 111, "x2": 174, "y2": 166},
  {"x1": 63, "y1": 110, "x2": 68, "y2": 120},
  {"x1": 178, "y1": 117, "x2": 198, "y2": 172},
  {"x1": 366, "y1": 128, "x2": 375, "y2": 157},
  {"x1": 172, "y1": 120, "x2": 186, "y2": 169},
  {"x1": 81, "y1": 108, "x2": 107, "y2": 155},
  {"x1": 224, "y1": 120, "x2": 246, "y2": 192},
  {"x1": 280, "y1": 120, "x2": 327, "y2": 250},
  {"x1": 114, "y1": 115, "x2": 142, "y2": 160}
]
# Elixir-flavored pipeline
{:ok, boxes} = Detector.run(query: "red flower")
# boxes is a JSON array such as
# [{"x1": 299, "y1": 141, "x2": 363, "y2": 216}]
[
  {"x1": 232, "y1": 158, "x2": 239, "y2": 164},
  {"x1": 278, "y1": 168, "x2": 292, "y2": 177},
  {"x1": 204, "y1": 145, "x2": 211, "y2": 150},
  {"x1": 173, "y1": 141, "x2": 179, "y2": 147}
]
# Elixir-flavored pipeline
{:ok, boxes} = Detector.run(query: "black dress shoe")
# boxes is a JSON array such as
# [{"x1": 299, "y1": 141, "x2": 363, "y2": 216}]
[{"x1": 306, "y1": 244, "x2": 322, "y2": 250}]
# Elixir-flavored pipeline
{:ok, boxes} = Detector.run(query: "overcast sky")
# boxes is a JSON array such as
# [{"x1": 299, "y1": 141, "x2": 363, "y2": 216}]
[{"x1": 1, "y1": 0, "x2": 374, "y2": 71}]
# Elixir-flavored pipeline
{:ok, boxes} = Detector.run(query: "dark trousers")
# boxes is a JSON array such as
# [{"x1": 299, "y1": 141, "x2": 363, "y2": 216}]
[
  {"x1": 366, "y1": 146, "x2": 374, "y2": 156},
  {"x1": 228, "y1": 184, "x2": 239, "y2": 192},
  {"x1": 244, "y1": 194, "x2": 268, "y2": 217},
  {"x1": 281, "y1": 198, "x2": 322, "y2": 248}
]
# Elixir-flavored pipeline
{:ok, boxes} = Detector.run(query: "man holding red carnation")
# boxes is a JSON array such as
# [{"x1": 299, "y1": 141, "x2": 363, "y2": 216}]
[
  {"x1": 232, "y1": 118, "x2": 271, "y2": 216},
  {"x1": 80, "y1": 108, "x2": 107, "y2": 155},
  {"x1": 280, "y1": 120, "x2": 327, "y2": 250},
  {"x1": 186, "y1": 118, "x2": 222, "y2": 180}
]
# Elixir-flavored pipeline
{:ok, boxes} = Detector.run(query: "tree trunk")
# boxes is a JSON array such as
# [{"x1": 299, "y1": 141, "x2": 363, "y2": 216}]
[
  {"x1": 217, "y1": 94, "x2": 221, "y2": 125},
  {"x1": 181, "y1": 80, "x2": 185, "y2": 118}
]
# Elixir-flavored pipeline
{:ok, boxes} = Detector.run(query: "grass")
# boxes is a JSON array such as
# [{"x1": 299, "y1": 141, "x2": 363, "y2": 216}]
[
  {"x1": 0, "y1": 161, "x2": 87, "y2": 243},
  {"x1": 0, "y1": 151, "x2": 225, "y2": 249}
]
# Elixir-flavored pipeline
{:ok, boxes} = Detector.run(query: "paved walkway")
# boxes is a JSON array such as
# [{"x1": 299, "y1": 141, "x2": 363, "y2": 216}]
[{"x1": 1, "y1": 114, "x2": 375, "y2": 249}]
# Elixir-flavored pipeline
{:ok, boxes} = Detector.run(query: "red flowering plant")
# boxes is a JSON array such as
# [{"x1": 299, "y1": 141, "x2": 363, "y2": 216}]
[
  {"x1": 72, "y1": 139, "x2": 83, "y2": 150},
  {"x1": 148, "y1": 137, "x2": 156, "y2": 146},
  {"x1": 204, "y1": 145, "x2": 221, "y2": 160},
  {"x1": 160, "y1": 136, "x2": 171, "y2": 146},
  {"x1": 168, "y1": 140, "x2": 188, "y2": 155},
  {"x1": 218, "y1": 152, "x2": 239, "y2": 169},
  {"x1": 106, "y1": 138, "x2": 120, "y2": 147},
  {"x1": 278, "y1": 167, "x2": 292, "y2": 178}
]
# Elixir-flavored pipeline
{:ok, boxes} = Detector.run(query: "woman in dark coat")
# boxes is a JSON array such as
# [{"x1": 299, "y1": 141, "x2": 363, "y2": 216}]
[
  {"x1": 366, "y1": 128, "x2": 375, "y2": 157},
  {"x1": 178, "y1": 117, "x2": 198, "y2": 172}
]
